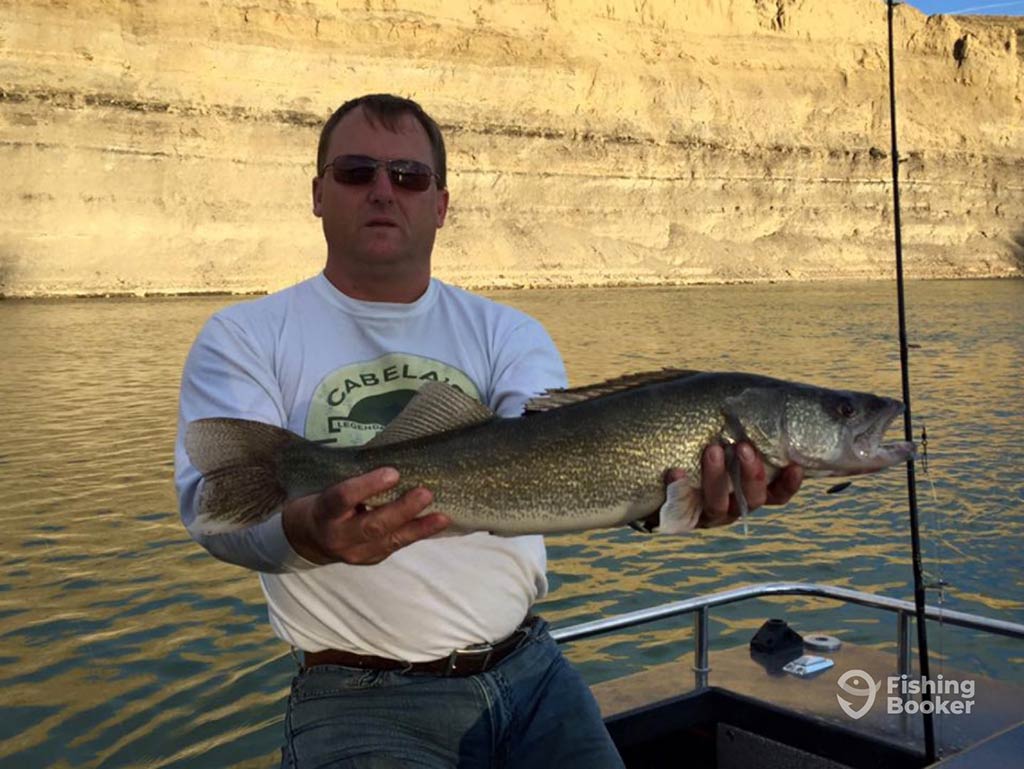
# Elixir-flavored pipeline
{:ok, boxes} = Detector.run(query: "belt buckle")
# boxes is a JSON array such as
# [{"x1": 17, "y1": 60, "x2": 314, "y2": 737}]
[{"x1": 445, "y1": 642, "x2": 494, "y2": 676}]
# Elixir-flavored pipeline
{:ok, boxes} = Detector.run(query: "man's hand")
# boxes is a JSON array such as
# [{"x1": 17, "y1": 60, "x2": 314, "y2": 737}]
[
  {"x1": 282, "y1": 468, "x2": 450, "y2": 565},
  {"x1": 665, "y1": 443, "x2": 804, "y2": 529}
]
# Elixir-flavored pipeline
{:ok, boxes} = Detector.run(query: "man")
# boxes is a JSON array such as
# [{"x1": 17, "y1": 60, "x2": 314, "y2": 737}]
[{"x1": 175, "y1": 93, "x2": 803, "y2": 768}]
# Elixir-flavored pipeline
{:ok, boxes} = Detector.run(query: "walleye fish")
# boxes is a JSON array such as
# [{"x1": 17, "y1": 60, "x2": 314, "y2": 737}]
[{"x1": 185, "y1": 369, "x2": 914, "y2": 536}]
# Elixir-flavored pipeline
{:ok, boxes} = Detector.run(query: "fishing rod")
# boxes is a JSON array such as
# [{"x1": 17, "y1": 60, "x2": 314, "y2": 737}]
[{"x1": 884, "y1": 0, "x2": 936, "y2": 762}]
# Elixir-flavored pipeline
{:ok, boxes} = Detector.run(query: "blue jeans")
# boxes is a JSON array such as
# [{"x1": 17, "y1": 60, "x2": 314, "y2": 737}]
[{"x1": 280, "y1": 619, "x2": 624, "y2": 768}]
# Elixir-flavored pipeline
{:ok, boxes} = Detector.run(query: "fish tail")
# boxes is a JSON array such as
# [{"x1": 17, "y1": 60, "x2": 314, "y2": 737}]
[{"x1": 185, "y1": 417, "x2": 301, "y2": 533}]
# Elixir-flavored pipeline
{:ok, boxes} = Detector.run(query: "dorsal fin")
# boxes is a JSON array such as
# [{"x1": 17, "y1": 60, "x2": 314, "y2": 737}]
[
  {"x1": 524, "y1": 368, "x2": 702, "y2": 413},
  {"x1": 362, "y1": 381, "x2": 496, "y2": 448}
]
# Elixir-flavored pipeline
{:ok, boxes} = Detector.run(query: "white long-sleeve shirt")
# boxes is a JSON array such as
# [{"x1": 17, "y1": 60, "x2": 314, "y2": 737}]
[{"x1": 175, "y1": 274, "x2": 567, "y2": 660}]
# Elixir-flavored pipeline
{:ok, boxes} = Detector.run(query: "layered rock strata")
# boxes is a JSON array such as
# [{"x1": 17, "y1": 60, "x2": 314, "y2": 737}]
[{"x1": 1, "y1": 0, "x2": 1021, "y2": 296}]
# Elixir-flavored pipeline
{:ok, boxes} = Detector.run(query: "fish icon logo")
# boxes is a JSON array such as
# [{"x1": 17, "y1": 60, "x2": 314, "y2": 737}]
[{"x1": 836, "y1": 669, "x2": 881, "y2": 720}]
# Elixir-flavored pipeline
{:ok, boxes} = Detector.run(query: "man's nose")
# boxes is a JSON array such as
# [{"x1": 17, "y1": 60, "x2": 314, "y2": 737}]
[{"x1": 367, "y1": 164, "x2": 395, "y2": 203}]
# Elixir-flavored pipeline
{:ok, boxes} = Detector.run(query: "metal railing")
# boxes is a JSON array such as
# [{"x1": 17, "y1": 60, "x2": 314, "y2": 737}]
[{"x1": 551, "y1": 582, "x2": 1024, "y2": 689}]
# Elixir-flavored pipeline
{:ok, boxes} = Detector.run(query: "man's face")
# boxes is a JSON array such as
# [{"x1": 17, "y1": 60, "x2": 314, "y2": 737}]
[{"x1": 313, "y1": 107, "x2": 448, "y2": 274}]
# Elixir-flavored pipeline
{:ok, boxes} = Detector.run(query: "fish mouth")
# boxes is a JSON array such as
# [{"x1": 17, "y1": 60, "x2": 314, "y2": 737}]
[{"x1": 849, "y1": 400, "x2": 915, "y2": 472}]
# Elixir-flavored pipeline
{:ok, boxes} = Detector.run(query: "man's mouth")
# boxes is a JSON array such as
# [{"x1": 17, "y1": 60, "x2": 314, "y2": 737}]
[{"x1": 366, "y1": 218, "x2": 398, "y2": 228}]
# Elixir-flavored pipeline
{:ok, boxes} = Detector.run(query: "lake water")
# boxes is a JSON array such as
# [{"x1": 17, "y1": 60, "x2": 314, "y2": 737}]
[{"x1": 0, "y1": 279, "x2": 1021, "y2": 768}]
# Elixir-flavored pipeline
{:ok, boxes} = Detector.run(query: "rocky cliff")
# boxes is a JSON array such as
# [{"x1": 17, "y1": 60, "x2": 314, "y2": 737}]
[{"x1": 1, "y1": 0, "x2": 1022, "y2": 296}]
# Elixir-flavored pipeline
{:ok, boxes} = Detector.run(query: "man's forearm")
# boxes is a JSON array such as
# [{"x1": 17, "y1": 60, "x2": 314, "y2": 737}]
[{"x1": 191, "y1": 512, "x2": 321, "y2": 573}]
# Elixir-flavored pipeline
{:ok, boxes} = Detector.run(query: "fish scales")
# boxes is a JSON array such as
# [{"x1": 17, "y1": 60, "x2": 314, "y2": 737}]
[{"x1": 344, "y1": 381, "x2": 713, "y2": 533}]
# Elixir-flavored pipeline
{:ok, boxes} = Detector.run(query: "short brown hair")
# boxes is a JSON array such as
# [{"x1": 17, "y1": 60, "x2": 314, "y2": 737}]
[{"x1": 316, "y1": 94, "x2": 447, "y2": 189}]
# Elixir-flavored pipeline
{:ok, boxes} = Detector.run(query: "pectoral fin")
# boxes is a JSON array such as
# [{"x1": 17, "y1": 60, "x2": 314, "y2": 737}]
[
  {"x1": 724, "y1": 444, "x2": 751, "y2": 535},
  {"x1": 724, "y1": 445, "x2": 749, "y2": 518},
  {"x1": 655, "y1": 477, "x2": 704, "y2": 535}
]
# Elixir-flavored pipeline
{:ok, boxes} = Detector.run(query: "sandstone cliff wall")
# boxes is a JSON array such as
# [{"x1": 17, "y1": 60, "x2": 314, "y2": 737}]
[{"x1": 1, "y1": 0, "x2": 1022, "y2": 296}]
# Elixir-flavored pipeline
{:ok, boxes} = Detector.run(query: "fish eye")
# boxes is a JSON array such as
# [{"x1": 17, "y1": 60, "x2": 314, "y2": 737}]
[{"x1": 837, "y1": 400, "x2": 857, "y2": 419}]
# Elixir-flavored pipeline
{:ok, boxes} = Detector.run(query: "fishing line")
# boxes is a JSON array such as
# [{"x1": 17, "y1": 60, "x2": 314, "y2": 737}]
[
  {"x1": 885, "y1": 1, "x2": 936, "y2": 761},
  {"x1": 921, "y1": 418, "x2": 950, "y2": 753},
  {"x1": 920, "y1": 422, "x2": 939, "y2": 503}
]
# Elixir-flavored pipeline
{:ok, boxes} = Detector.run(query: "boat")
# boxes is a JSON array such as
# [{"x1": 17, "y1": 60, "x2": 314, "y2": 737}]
[{"x1": 552, "y1": 582, "x2": 1024, "y2": 768}]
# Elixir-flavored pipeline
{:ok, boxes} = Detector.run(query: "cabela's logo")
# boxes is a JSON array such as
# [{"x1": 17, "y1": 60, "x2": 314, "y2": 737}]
[{"x1": 306, "y1": 353, "x2": 480, "y2": 447}]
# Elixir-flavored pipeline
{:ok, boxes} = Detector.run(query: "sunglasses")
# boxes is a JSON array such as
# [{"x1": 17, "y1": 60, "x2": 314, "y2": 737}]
[{"x1": 320, "y1": 154, "x2": 442, "y2": 192}]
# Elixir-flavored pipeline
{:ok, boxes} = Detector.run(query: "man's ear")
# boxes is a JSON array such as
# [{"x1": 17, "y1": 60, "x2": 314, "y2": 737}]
[
  {"x1": 312, "y1": 175, "x2": 324, "y2": 218},
  {"x1": 436, "y1": 188, "x2": 449, "y2": 228}
]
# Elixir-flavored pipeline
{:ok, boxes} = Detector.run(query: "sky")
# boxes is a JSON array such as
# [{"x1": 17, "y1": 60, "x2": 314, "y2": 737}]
[{"x1": 905, "y1": 0, "x2": 1024, "y2": 14}]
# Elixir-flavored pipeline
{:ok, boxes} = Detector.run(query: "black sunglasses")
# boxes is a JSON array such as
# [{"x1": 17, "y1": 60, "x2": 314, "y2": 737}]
[{"x1": 320, "y1": 154, "x2": 442, "y2": 192}]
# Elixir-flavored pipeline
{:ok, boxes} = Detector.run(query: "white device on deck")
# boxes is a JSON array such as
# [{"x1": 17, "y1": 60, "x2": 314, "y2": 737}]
[{"x1": 782, "y1": 655, "x2": 835, "y2": 677}]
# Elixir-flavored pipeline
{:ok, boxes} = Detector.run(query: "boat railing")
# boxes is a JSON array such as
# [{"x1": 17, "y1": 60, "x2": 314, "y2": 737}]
[{"x1": 550, "y1": 582, "x2": 1024, "y2": 689}]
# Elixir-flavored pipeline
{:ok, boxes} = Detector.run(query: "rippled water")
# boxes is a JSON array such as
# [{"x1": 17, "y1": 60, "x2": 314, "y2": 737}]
[{"x1": 0, "y1": 280, "x2": 1021, "y2": 768}]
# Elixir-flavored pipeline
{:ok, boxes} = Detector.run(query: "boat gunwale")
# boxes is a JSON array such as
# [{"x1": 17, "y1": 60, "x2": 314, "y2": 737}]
[{"x1": 551, "y1": 581, "x2": 1024, "y2": 644}]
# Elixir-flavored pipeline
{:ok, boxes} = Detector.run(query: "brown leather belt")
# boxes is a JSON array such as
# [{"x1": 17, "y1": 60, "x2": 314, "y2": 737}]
[{"x1": 303, "y1": 616, "x2": 538, "y2": 678}]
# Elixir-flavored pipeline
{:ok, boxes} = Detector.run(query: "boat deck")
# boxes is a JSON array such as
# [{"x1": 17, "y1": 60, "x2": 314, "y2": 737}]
[{"x1": 591, "y1": 642, "x2": 1024, "y2": 768}]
